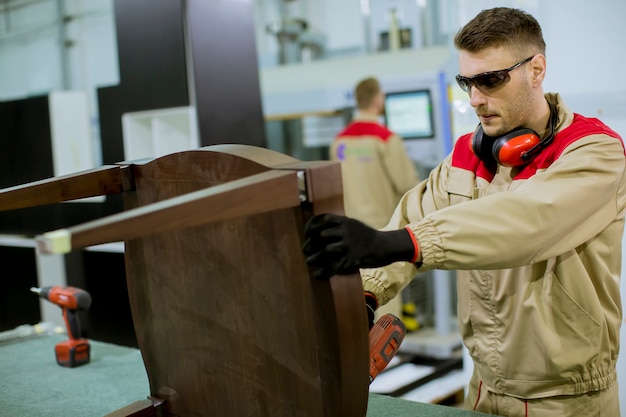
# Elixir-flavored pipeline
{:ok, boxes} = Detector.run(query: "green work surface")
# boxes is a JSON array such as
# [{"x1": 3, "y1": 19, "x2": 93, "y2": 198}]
[
  {"x1": 0, "y1": 333, "x2": 489, "y2": 416},
  {"x1": 367, "y1": 394, "x2": 491, "y2": 416}
]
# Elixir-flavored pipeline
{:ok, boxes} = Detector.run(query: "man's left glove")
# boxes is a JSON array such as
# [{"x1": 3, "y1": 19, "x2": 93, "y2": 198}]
[{"x1": 302, "y1": 213, "x2": 417, "y2": 280}]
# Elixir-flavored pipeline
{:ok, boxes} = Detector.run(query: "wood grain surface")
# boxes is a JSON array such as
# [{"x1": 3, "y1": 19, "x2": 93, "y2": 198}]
[{"x1": 0, "y1": 145, "x2": 370, "y2": 416}]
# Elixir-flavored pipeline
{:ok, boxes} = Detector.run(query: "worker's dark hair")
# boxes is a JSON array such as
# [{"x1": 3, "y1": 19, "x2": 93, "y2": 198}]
[
  {"x1": 355, "y1": 77, "x2": 381, "y2": 110},
  {"x1": 454, "y1": 7, "x2": 546, "y2": 57}
]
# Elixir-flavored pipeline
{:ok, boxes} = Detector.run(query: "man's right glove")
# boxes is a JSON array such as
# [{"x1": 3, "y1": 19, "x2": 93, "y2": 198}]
[{"x1": 302, "y1": 213, "x2": 418, "y2": 280}]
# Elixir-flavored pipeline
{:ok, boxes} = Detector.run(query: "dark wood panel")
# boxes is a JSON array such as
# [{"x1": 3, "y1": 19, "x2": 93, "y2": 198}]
[
  {"x1": 186, "y1": 0, "x2": 266, "y2": 147},
  {"x1": 113, "y1": 0, "x2": 189, "y2": 108},
  {"x1": 0, "y1": 247, "x2": 40, "y2": 331},
  {"x1": 0, "y1": 95, "x2": 54, "y2": 189},
  {"x1": 118, "y1": 147, "x2": 366, "y2": 416}
]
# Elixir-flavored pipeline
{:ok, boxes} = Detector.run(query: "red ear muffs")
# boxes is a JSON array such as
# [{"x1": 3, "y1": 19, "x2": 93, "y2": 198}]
[
  {"x1": 492, "y1": 129, "x2": 541, "y2": 167},
  {"x1": 470, "y1": 102, "x2": 558, "y2": 167},
  {"x1": 471, "y1": 126, "x2": 540, "y2": 167}
]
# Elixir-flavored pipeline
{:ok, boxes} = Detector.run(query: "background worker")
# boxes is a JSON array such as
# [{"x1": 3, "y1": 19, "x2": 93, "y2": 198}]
[
  {"x1": 331, "y1": 77, "x2": 419, "y2": 319},
  {"x1": 304, "y1": 7, "x2": 625, "y2": 416},
  {"x1": 331, "y1": 76, "x2": 418, "y2": 229}
]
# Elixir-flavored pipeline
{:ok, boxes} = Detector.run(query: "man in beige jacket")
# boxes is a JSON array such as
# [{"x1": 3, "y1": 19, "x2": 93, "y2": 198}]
[
  {"x1": 331, "y1": 77, "x2": 418, "y2": 230},
  {"x1": 304, "y1": 7, "x2": 625, "y2": 417}
]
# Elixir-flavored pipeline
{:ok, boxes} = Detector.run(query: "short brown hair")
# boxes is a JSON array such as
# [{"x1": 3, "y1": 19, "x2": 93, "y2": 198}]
[
  {"x1": 355, "y1": 77, "x2": 381, "y2": 110},
  {"x1": 454, "y1": 7, "x2": 546, "y2": 57}
]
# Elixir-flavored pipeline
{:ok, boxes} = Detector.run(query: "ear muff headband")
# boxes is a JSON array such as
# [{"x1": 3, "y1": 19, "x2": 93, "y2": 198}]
[
  {"x1": 517, "y1": 102, "x2": 558, "y2": 162},
  {"x1": 471, "y1": 102, "x2": 558, "y2": 167}
]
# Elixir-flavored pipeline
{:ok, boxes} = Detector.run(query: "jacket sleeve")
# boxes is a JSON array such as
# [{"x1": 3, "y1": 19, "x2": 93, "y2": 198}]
[{"x1": 363, "y1": 133, "x2": 626, "y2": 306}]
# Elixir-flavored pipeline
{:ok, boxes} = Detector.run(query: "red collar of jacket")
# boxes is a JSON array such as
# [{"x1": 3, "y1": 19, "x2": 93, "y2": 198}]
[{"x1": 452, "y1": 113, "x2": 624, "y2": 182}]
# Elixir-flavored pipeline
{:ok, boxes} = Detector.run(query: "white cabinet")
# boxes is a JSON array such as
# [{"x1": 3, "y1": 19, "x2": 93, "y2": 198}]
[
  {"x1": 48, "y1": 91, "x2": 105, "y2": 203},
  {"x1": 121, "y1": 106, "x2": 199, "y2": 161},
  {"x1": 49, "y1": 91, "x2": 97, "y2": 176}
]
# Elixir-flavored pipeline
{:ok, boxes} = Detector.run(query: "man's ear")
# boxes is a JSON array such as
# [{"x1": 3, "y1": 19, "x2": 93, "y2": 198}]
[{"x1": 531, "y1": 54, "x2": 547, "y2": 85}]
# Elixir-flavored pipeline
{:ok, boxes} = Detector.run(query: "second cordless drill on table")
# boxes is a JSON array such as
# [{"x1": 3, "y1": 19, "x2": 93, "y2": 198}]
[{"x1": 31, "y1": 285, "x2": 92, "y2": 367}]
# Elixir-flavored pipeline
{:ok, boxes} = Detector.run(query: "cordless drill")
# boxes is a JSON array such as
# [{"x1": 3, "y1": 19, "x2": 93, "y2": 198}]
[
  {"x1": 369, "y1": 313, "x2": 406, "y2": 384},
  {"x1": 31, "y1": 286, "x2": 92, "y2": 367}
]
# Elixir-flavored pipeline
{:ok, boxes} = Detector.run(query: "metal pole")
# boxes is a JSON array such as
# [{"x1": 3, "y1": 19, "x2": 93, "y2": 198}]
[
  {"x1": 433, "y1": 269, "x2": 452, "y2": 335},
  {"x1": 56, "y1": 0, "x2": 70, "y2": 89}
]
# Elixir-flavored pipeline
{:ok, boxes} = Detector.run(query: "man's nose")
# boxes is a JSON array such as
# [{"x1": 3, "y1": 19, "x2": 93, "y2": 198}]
[{"x1": 469, "y1": 86, "x2": 488, "y2": 108}]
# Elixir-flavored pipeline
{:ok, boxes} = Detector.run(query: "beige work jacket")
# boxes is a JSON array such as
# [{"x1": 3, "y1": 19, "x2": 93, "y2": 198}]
[
  {"x1": 331, "y1": 113, "x2": 418, "y2": 229},
  {"x1": 361, "y1": 93, "x2": 626, "y2": 399}
]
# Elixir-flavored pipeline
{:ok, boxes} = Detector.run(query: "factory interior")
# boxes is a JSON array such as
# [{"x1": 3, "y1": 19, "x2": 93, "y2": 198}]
[{"x1": 0, "y1": 0, "x2": 625, "y2": 416}]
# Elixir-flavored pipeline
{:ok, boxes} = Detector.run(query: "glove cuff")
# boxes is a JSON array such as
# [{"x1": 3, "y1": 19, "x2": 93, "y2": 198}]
[
  {"x1": 404, "y1": 226, "x2": 420, "y2": 263},
  {"x1": 364, "y1": 291, "x2": 378, "y2": 310},
  {"x1": 382, "y1": 228, "x2": 418, "y2": 264}
]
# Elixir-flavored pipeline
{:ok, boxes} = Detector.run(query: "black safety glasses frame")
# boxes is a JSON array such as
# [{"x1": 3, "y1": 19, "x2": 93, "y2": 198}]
[{"x1": 455, "y1": 55, "x2": 535, "y2": 94}]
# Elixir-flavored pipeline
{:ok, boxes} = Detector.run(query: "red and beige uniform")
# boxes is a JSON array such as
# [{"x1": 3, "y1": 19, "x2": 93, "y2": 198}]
[{"x1": 361, "y1": 93, "x2": 625, "y2": 415}]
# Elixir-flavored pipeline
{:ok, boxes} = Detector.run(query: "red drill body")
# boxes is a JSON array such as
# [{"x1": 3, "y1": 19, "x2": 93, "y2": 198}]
[
  {"x1": 369, "y1": 313, "x2": 406, "y2": 384},
  {"x1": 31, "y1": 286, "x2": 92, "y2": 367}
]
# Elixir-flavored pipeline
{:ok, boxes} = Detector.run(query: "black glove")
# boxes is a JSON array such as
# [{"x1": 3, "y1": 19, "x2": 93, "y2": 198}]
[{"x1": 302, "y1": 213, "x2": 416, "y2": 280}]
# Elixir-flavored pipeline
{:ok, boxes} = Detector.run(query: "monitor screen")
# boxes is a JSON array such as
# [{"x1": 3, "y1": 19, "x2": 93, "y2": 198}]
[{"x1": 384, "y1": 90, "x2": 434, "y2": 139}]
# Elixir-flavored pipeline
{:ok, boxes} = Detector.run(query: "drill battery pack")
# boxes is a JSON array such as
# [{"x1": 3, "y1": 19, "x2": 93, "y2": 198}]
[{"x1": 55, "y1": 338, "x2": 90, "y2": 367}]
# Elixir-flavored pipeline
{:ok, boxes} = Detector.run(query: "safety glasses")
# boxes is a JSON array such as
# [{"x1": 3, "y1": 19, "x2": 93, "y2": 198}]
[{"x1": 455, "y1": 56, "x2": 535, "y2": 94}]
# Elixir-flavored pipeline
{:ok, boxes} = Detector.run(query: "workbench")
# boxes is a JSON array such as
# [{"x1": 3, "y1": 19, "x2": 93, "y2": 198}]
[{"x1": 0, "y1": 333, "x2": 491, "y2": 416}]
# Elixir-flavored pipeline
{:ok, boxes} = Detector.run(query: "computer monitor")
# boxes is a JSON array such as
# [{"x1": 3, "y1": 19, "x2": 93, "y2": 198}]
[{"x1": 384, "y1": 89, "x2": 434, "y2": 140}]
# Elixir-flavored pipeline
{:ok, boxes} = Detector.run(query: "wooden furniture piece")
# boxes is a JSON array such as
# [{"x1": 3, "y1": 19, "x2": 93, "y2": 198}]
[{"x1": 0, "y1": 145, "x2": 369, "y2": 417}]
